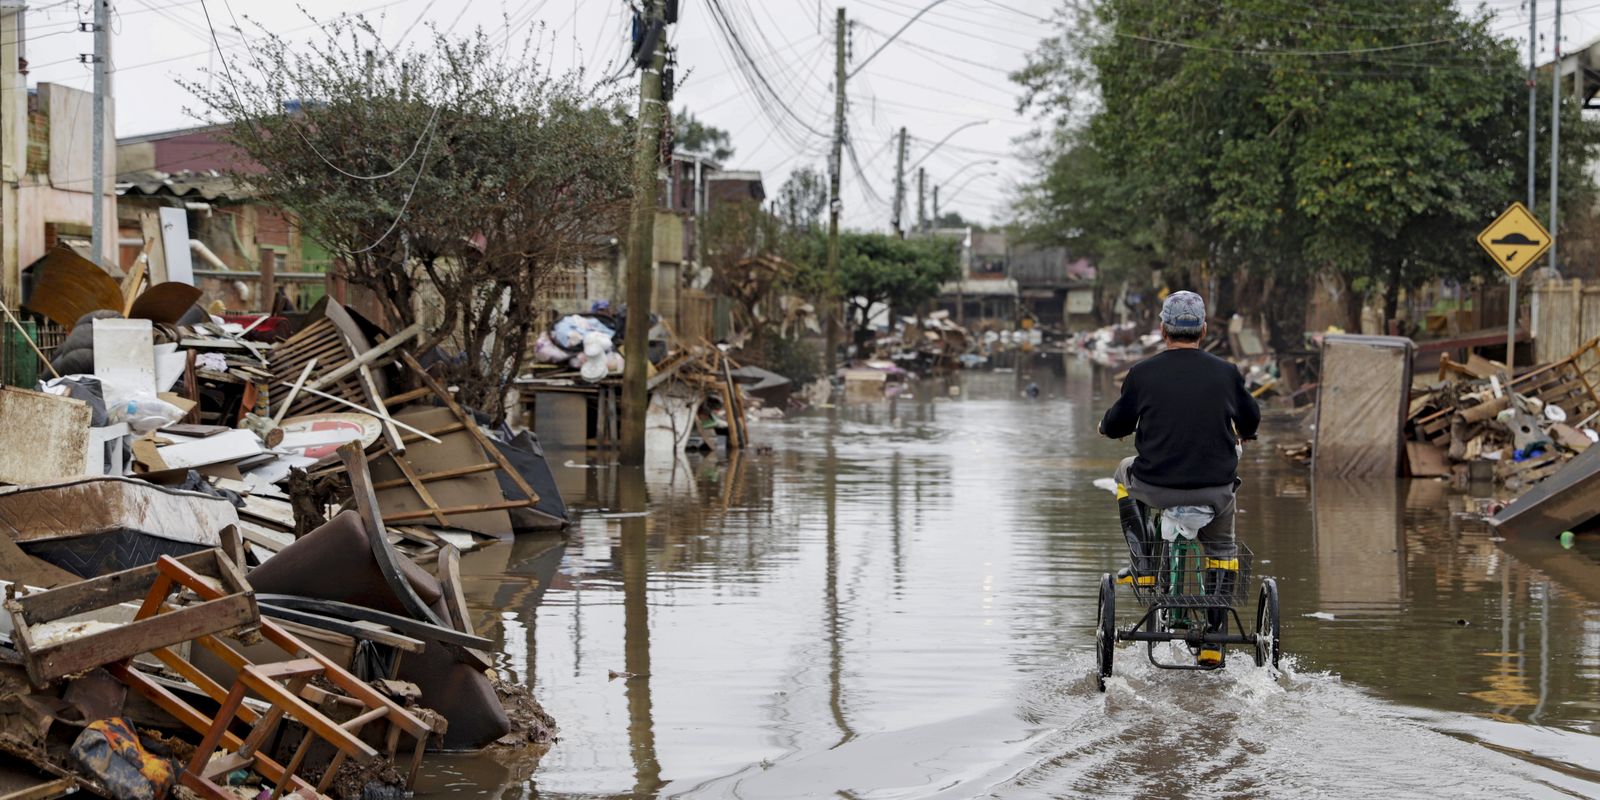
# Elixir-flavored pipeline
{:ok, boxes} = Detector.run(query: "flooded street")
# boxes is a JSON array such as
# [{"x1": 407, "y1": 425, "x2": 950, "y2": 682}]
[{"x1": 432, "y1": 357, "x2": 1600, "y2": 799}]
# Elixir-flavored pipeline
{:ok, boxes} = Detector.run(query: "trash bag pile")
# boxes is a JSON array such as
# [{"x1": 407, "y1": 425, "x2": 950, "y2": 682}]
[{"x1": 533, "y1": 312, "x2": 623, "y2": 382}]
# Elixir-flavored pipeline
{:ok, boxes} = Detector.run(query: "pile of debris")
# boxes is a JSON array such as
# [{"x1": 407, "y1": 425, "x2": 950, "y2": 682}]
[
  {"x1": 1405, "y1": 340, "x2": 1600, "y2": 490},
  {"x1": 0, "y1": 250, "x2": 574, "y2": 798},
  {"x1": 530, "y1": 307, "x2": 626, "y2": 383}
]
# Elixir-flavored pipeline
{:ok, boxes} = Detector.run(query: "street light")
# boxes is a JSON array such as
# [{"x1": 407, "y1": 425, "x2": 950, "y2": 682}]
[{"x1": 909, "y1": 120, "x2": 994, "y2": 171}]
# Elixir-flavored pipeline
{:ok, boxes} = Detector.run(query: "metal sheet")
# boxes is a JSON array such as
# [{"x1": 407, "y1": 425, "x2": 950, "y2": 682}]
[
  {"x1": 92, "y1": 318, "x2": 156, "y2": 396},
  {"x1": 1491, "y1": 443, "x2": 1600, "y2": 537},
  {"x1": 158, "y1": 207, "x2": 194, "y2": 286}
]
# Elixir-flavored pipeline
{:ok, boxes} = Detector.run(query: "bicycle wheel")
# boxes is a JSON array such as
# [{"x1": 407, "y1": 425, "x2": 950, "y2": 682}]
[
  {"x1": 1097, "y1": 573, "x2": 1115, "y2": 691},
  {"x1": 1254, "y1": 578, "x2": 1280, "y2": 669}
]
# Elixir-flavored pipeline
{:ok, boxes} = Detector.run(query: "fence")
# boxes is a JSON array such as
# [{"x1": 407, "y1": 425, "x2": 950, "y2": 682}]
[{"x1": 1532, "y1": 278, "x2": 1600, "y2": 365}]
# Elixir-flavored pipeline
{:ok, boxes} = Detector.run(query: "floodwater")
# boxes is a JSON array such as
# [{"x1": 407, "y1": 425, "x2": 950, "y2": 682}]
[{"x1": 429, "y1": 356, "x2": 1600, "y2": 799}]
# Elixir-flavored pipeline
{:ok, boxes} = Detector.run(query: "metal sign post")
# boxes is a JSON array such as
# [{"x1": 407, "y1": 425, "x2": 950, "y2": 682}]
[{"x1": 1476, "y1": 201, "x2": 1553, "y2": 374}]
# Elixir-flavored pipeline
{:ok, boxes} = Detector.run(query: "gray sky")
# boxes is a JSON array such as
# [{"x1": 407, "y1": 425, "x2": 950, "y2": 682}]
[{"x1": 10, "y1": 0, "x2": 1593, "y2": 232}]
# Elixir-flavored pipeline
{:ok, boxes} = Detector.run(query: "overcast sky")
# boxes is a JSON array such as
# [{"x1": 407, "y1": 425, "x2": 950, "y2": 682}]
[{"x1": 9, "y1": 0, "x2": 1594, "y2": 232}]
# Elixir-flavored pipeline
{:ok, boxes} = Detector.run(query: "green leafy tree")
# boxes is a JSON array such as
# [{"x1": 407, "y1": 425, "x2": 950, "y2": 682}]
[
  {"x1": 838, "y1": 233, "x2": 960, "y2": 332},
  {"x1": 1014, "y1": 0, "x2": 1599, "y2": 348},
  {"x1": 702, "y1": 199, "x2": 786, "y2": 336},
  {"x1": 774, "y1": 167, "x2": 830, "y2": 234},
  {"x1": 675, "y1": 109, "x2": 736, "y2": 162},
  {"x1": 188, "y1": 16, "x2": 633, "y2": 418}
]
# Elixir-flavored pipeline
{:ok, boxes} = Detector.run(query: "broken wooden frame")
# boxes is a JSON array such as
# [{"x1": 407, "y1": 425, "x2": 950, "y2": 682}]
[
  {"x1": 6, "y1": 550, "x2": 255, "y2": 688},
  {"x1": 108, "y1": 554, "x2": 434, "y2": 799},
  {"x1": 343, "y1": 354, "x2": 541, "y2": 527}
]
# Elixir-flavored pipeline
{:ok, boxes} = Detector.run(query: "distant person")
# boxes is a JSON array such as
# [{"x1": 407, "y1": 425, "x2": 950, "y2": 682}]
[{"x1": 1097, "y1": 291, "x2": 1259, "y2": 665}]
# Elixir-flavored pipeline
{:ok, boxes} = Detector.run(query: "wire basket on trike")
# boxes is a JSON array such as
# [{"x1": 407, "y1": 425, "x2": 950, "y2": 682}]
[{"x1": 1095, "y1": 490, "x2": 1280, "y2": 691}]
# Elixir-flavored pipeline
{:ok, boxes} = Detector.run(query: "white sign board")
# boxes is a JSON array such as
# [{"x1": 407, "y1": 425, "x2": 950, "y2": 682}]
[{"x1": 159, "y1": 207, "x2": 195, "y2": 286}]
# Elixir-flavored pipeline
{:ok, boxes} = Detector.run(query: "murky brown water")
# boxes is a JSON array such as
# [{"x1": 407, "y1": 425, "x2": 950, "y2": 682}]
[{"x1": 426, "y1": 356, "x2": 1600, "y2": 799}]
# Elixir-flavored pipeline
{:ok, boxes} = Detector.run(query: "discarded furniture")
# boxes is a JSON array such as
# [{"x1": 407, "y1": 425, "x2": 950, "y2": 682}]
[
  {"x1": 5, "y1": 550, "x2": 255, "y2": 688},
  {"x1": 1491, "y1": 444, "x2": 1600, "y2": 538},
  {"x1": 0, "y1": 476, "x2": 233, "y2": 578},
  {"x1": 1313, "y1": 335, "x2": 1414, "y2": 479}
]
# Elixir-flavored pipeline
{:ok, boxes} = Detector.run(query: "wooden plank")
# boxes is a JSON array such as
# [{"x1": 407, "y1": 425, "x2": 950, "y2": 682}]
[
  {"x1": 387, "y1": 452, "x2": 449, "y2": 526},
  {"x1": 338, "y1": 443, "x2": 451, "y2": 628},
  {"x1": 379, "y1": 499, "x2": 536, "y2": 523},
  {"x1": 400, "y1": 351, "x2": 539, "y2": 503},
  {"x1": 13, "y1": 550, "x2": 227, "y2": 624},
  {"x1": 22, "y1": 596, "x2": 256, "y2": 686},
  {"x1": 0, "y1": 776, "x2": 79, "y2": 800},
  {"x1": 436, "y1": 547, "x2": 474, "y2": 637},
  {"x1": 370, "y1": 462, "x2": 499, "y2": 491}
]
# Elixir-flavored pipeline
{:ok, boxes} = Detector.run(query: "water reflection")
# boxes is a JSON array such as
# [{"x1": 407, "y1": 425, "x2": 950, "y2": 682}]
[
  {"x1": 428, "y1": 353, "x2": 1600, "y2": 798},
  {"x1": 1311, "y1": 478, "x2": 1405, "y2": 610}
]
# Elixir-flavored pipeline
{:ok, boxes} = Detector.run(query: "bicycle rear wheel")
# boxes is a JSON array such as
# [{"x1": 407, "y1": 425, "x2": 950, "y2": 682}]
[
  {"x1": 1254, "y1": 578, "x2": 1280, "y2": 669},
  {"x1": 1097, "y1": 573, "x2": 1115, "y2": 691}
]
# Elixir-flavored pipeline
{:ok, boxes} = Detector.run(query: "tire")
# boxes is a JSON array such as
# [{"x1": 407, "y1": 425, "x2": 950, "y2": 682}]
[
  {"x1": 1254, "y1": 578, "x2": 1280, "y2": 669},
  {"x1": 1097, "y1": 573, "x2": 1116, "y2": 691}
]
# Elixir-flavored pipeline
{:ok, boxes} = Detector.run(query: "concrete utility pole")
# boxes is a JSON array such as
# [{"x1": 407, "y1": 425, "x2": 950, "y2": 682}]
[
  {"x1": 916, "y1": 168, "x2": 926, "y2": 232},
  {"x1": 1516, "y1": 0, "x2": 1536, "y2": 373},
  {"x1": 891, "y1": 127, "x2": 907, "y2": 236},
  {"x1": 620, "y1": 0, "x2": 667, "y2": 465},
  {"x1": 932, "y1": 184, "x2": 939, "y2": 225},
  {"x1": 1549, "y1": 0, "x2": 1562, "y2": 277},
  {"x1": 824, "y1": 7, "x2": 845, "y2": 374},
  {"x1": 91, "y1": 0, "x2": 110, "y2": 264}
]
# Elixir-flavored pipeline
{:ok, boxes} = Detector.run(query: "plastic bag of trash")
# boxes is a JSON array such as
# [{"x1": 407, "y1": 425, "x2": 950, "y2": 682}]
[
  {"x1": 582, "y1": 330, "x2": 612, "y2": 357},
  {"x1": 533, "y1": 332, "x2": 572, "y2": 364},
  {"x1": 552, "y1": 315, "x2": 616, "y2": 349},
  {"x1": 70, "y1": 717, "x2": 177, "y2": 800},
  {"x1": 111, "y1": 395, "x2": 186, "y2": 433},
  {"x1": 1160, "y1": 506, "x2": 1214, "y2": 541}
]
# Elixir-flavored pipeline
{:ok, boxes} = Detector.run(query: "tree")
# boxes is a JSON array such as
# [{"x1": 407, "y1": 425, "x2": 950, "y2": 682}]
[
  {"x1": 1014, "y1": 0, "x2": 1599, "y2": 349},
  {"x1": 675, "y1": 109, "x2": 735, "y2": 162},
  {"x1": 774, "y1": 167, "x2": 829, "y2": 234},
  {"x1": 702, "y1": 199, "x2": 786, "y2": 337},
  {"x1": 188, "y1": 17, "x2": 633, "y2": 418},
  {"x1": 838, "y1": 233, "x2": 960, "y2": 332}
]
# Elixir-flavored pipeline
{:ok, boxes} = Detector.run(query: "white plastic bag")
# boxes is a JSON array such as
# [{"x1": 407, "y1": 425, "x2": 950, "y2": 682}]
[{"x1": 113, "y1": 395, "x2": 186, "y2": 433}]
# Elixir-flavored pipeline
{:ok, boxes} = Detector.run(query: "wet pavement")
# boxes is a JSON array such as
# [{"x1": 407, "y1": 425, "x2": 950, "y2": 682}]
[{"x1": 426, "y1": 356, "x2": 1600, "y2": 799}]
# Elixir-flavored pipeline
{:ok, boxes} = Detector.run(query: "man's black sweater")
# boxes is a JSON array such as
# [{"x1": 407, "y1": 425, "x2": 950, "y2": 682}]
[{"x1": 1099, "y1": 348, "x2": 1261, "y2": 490}]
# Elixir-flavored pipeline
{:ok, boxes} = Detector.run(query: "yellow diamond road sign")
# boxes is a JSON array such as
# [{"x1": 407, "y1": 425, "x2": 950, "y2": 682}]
[{"x1": 1477, "y1": 202, "x2": 1552, "y2": 278}]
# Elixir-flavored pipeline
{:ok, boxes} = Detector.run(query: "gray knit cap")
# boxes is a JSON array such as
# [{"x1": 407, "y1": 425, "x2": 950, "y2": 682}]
[{"x1": 1160, "y1": 291, "x2": 1206, "y2": 332}]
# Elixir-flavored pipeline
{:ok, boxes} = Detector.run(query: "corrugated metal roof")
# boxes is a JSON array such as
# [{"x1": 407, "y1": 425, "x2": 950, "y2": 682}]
[{"x1": 116, "y1": 169, "x2": 248, "y2": 202}]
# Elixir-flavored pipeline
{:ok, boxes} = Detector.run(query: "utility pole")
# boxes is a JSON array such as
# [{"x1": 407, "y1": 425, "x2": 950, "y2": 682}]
[
  {"x1": 916, "y1": 168, "x2": 926, "y2": 232},
  {"x1": 824, "y1": 7, "x2": 845, "y2": 374},
  {"x1": 620, "y1": 0, "x2": 667, "y2": 465},
  {"x1": 932, "y1": 184, "x2": 940, "y2": 226},
  {"x1": 90, "y1": 0, "x2": 110, "y2": 264},
  {"x1": 1515, "y1": 0, "x2": 1536, "y2": 374},
  {"x1": 891, "y1": 127, "x2": 907, "y2": 236},
  {"x1": 1549, "y1": 0, "x2": 1562, "y2": 277}
]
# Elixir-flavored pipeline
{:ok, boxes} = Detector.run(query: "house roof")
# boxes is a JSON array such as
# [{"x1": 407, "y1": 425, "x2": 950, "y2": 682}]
[
  {"x1": 116, "y1": 169, "x2": 248, "y2": 202},
  {"x1": 117, "y1": 123, "x2": 227, "y2": 146}
]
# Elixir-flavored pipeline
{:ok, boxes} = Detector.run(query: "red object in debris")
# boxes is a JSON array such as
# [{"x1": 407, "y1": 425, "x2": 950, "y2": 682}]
[{"x1": 221, "y1": 314, "x2": 291, "y2": 342}]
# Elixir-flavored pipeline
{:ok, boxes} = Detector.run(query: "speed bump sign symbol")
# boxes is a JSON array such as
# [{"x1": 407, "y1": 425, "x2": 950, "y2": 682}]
[{"x1": 1477, "y1": 202, "x2": 1552, "y2": 278}]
